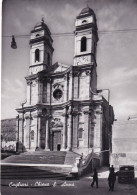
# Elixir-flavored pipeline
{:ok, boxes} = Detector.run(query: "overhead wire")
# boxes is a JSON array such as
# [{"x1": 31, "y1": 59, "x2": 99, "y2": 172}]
[{"x1": 2, "y1": 28, "x2": 137, "y2": 38}]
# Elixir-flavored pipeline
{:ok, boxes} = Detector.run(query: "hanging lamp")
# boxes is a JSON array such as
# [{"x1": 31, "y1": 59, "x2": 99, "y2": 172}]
[{"x1": 11, "y1": 35, "x2": 17, "y2": 49}]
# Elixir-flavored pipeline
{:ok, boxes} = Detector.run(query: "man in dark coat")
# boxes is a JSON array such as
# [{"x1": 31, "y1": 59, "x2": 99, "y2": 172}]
[
  {"x1": 108, "y1": 169, "x2": 116, "y2": 191},
  {"x1": 91, "y1": 168, "x2": 98, "y2": 188},
  {"x1": 109, "y1": 165, "x2": 114, "y2": 172}
]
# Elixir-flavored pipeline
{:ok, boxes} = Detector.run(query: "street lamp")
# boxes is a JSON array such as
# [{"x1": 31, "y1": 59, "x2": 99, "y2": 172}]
[{"x1": 11, "y1": 35, "x2": 17, "y2": 49}]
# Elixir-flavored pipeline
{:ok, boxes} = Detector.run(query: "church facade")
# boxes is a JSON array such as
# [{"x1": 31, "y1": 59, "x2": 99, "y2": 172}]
[{"x1": 16, "y1": 7, "x2": 114, "y2": 163}]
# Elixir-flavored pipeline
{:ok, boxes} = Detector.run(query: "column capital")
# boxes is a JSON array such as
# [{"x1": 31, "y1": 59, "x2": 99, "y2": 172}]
[
  {"x1": 26, "y1": 80, "x2": 32, "y2": 85},
  {"x1": 24, "y1": 115, "x2": 33, "y2": 120},
  {"x1": 85, "y1": 70, "x2": 91, "y2": 76},
  {"x1": 83, "y1": 110, "x2": 92, "y2": 115},
  {"x1": 73, "y1": 71, "x2": 80, "y2": 77},
  {"x1": 16, "y1": 115, "x2": 19, "y2": 119},
  {"x1": 18, "y1": 117, "x2": 24, "y2": 121}
]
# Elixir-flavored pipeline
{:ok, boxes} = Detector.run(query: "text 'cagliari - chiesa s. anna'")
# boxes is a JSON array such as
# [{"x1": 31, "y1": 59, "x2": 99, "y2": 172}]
[{"x1": 16, "y1": 7, "x2": 114, "y2": 164}]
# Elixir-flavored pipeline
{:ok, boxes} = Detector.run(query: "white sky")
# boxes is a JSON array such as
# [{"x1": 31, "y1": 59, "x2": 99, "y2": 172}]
[{"x1": 1, "y1": 0, "x2": 137, "y2": 120}]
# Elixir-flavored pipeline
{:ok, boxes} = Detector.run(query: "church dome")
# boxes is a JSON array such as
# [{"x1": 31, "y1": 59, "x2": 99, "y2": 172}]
[
  {"x1": 31, "y1": 19, "x2": 51, "y2": 35},
  {"x1": 77, "y1": 6, "x2": 95, "y2": 19},
  {"x1": 80, "y1": 7, "x2": 94, "y2": 15}
]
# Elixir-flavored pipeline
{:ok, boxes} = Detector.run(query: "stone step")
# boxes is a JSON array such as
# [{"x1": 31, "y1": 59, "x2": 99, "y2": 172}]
[
  {"x1": 1, "y1": 165, "x2": 69, "y2": 179},
  {"x1": 2, "y1": 151, "x2": 67, "y2": 164}
]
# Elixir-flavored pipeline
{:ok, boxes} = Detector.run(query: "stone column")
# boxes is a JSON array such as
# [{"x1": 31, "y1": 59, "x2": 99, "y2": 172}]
[
  {"x1": 24, "y1": 115, "x2": 30, "y2": 149},
  {"x1": 36, "y1": 111, "x2": 42, "y2": 148},
  {"x1": 93, "y1": 106, "x2": 102, "y2": 153},
  {"x1": 18, "y1": 116, "x2": 23, "y2": 142},
  {"x1": 67, "y1": 73, "x2": 69, "y2": 101},
  {"x1": 83, "y1": 107, "x2": 90, "y2": 148},
  {"x1": 45, "y1": 117, "x2": 50, "y2": 150},
  {"x1": 17, "y1": 115, "x2": 23, "y2": 152},
  {"x1": 89, "y1": 107, "x2": 95, "y2": 148},
  {"x1": 61, "y1": 107, "x2": 67, "y2": 150},
  {"x1": 24, "y1": 113, "x2": 32, "y2": 150},
  {"x1": 37, "y1": 77, "x2": 44, "y2": 104},
  {"x1": 16, "y1": 115, "x2": 19, "y2": 142},
  {"x1": 22, "y1": 113, "x2": 25, "y2": 151},
  {"x1": 43, "y1": 81, "x2": 47, "y2": 103},
  {"x1": 69, "y1": 72, "x2": 72, "y2": 100},
  {"x1": 73, "y1": 72, "x2": 79, "y2": 99},
  {"x1": 16, "y1": 115, "x2": 19, "y2": 152},
  {"x1": 67, "y1": 107, "x2": 73, "y2": 151},
  {"x1": 72, "y1": 110, "x2": 78, "y2": 148},
  {"x1": 26, "y1": 81, "x2": 32, "y2": 105},
  {"x1": 63, "y1": 75, "x2": 68, "y2": 101}
]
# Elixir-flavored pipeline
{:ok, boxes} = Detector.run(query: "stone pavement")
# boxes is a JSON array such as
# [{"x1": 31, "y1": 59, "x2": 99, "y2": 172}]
[{"x1": 1, "y1": 167, "x2": 137, "y2": 195}]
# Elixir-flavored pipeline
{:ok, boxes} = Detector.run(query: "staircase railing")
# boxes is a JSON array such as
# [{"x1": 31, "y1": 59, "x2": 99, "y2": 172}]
[{"x1": 71, "y1": 151, "x2": 100, "y2": 177}]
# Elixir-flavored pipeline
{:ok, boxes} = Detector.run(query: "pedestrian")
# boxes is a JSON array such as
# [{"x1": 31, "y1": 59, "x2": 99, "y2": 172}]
[
  {"x1": 91, "y1": 168, "x2": 98, "y2": 188},
  {"x1": 108, "y1": 169, "x2": 116, "y2": 191},
  {"x1": 109, "y1": 165, "x2": 114, "y2": 172}
]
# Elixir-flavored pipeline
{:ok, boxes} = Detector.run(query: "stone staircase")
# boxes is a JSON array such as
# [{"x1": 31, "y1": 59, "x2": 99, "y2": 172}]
[
  {"x1": 1, "y1": 165, "x2": 69, "y2": 179},
  {"x1": 2, "y1": 151, "x2": 67, "y2": 164},
  {"x1": 1, "y1": 151, "x2": 81, "y2": 180}
]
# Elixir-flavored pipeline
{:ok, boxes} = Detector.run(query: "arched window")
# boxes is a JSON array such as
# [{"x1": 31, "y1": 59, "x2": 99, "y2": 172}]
[
  {"x1": 35, "y1": 49, "x2": 40, "y2": 62},
  {"x1": 82, "y1": 20, "x2": 87, "y2": 24},
  {"x1": 36, "y1": 34, "x2": 40, "y2": 37},
  {"x1": 30, "y1": 130, "x2": 34, "y2": 141},
  {"x1": 81, "y1": 37, "x2": 87, "y2": 52},
  {"x1": 47, "y1": 53, "x2": 50, "y2": 65}
]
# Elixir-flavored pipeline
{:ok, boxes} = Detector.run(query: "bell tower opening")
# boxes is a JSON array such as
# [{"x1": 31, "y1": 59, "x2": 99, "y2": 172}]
[
  {"x1": 35, "y1": 49, "x2": 40, "y2": 62},
  {"x1": 74, "y1": 6, "x2": 98, "y2": 66},
  {"x1": 47, "y1": 53, "x2": 50, "y2": 66},
  {"x1": 29, "y1": 18, "x2": 54, "y2": 75},
  {"x1": 81, "y1": 36, "x2": 87, "y2": 52}
]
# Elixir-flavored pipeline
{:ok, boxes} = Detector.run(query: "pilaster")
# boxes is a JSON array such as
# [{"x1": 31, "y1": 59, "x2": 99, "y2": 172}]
[
  {"x1": 72, "y1": 109, "x2": 79, "y2": 148},
  {"x1": 37, "y1": 78, "x2": 43, "y2": 104},
  {"x1": 61, "y1": 107, "x2": 68, "y2": 150},
  {"x1": 26, "y1": 80, "x2": 32, "y2": 105},
  {"x1": 67, "y1": 107, "x2": 73, "y2": 150},
  {"x1": 83, "y1": 106, "x2": 90, "y2": 148},
  {"x1": 63, "y1": 75, "x2": 68, "y2": 101}
]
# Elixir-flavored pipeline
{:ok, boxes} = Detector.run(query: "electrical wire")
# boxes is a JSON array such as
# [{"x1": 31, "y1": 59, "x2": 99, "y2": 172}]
[{"x1": 2, "y1": 28, "x2": 137, "y2": 38}]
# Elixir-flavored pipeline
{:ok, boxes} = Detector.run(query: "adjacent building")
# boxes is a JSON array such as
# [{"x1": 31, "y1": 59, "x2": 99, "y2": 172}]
[{"x1": 111, "y1": 115, "x2": 137, "y2": 169}]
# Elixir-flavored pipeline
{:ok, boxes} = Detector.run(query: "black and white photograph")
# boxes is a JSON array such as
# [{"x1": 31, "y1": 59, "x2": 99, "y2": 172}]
[{"x1": 1, "y1": 0, "x2": 137, "y2": 194}]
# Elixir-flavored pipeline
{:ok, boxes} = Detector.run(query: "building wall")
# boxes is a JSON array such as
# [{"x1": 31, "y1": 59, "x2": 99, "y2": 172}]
[{"x1": 111, "y1": 118, "x2": 137, "y2": 170}]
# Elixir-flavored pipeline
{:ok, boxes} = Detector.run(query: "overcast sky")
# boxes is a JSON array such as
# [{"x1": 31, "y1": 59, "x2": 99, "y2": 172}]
[{"x1": 1, "y1": 0, "x2": 137, "y2": 120}]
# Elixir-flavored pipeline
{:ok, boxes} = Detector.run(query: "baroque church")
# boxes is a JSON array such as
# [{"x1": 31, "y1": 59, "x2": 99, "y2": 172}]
[{"x1": 16, "y1": 7, "x2": 114, "y2": 164}]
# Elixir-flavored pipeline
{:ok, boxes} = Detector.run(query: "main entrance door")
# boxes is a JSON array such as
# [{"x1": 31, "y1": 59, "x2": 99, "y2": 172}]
[{"x1": 53, "y1": 131, "x2": 61, "y2": 151}]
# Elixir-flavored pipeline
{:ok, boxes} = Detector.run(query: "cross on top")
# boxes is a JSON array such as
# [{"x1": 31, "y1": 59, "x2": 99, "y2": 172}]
[
  {"x1": 41, "y1": 17, "x2": 44, "y2": 23},
  {"x1": 86, "y1": 0, "x2": 89, "y2": 7}
]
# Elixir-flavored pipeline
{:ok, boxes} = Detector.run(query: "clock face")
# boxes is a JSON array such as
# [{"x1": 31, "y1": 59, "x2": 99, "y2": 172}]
[{"x1": 77, "y1": 56, "x2": 89, "y2": 65}]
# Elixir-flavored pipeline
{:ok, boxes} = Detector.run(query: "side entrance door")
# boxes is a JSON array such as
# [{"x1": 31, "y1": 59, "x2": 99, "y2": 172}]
[{"x1": 53, "y1": 131, "x2": 61, "y2": 151}]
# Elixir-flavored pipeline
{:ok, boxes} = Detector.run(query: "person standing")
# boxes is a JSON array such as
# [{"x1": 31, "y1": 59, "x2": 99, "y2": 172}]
[
  {"x1": 108, "y1": 169, "x2": 116, "y2": 191},
  {"x1": 91, "y1": 168, "x2": 98, "y2": 188},
  {"x1": 109, "y1": 165, "x2": 114, "y2": 172}
]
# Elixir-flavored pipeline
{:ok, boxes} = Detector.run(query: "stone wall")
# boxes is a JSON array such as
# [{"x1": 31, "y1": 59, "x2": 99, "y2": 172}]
[{"x1": 111, "y1": 119, "x2": 137, "y2": 170}]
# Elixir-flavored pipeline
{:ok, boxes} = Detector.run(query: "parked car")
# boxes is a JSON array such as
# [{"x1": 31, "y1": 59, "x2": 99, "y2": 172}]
[{"x1": 118, "y1": 165, "x2": 135, "y2": 183}]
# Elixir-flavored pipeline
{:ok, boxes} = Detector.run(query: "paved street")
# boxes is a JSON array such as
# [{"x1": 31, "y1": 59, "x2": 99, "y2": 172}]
[{"x1": 1, "y1": 167, "x2": 137, "y2": 195}]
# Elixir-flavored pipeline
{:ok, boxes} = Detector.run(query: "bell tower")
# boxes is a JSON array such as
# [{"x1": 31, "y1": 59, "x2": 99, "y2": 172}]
[
  {"x1": 29, "y1": 18, "x2": 54, "y2": 75},
  {"x1": 74, "y1": 6, "x2": 98, "y2": 66}
]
